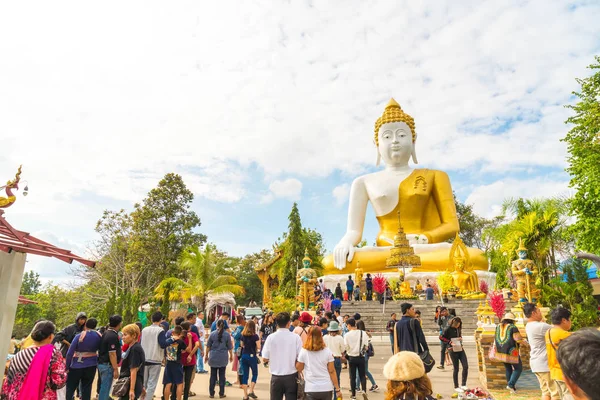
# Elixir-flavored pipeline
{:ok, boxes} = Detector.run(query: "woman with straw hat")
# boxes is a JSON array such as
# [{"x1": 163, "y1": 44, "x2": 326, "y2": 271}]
[{"x1": 494, "y1": 312, "x2": 526, "y2": 393}]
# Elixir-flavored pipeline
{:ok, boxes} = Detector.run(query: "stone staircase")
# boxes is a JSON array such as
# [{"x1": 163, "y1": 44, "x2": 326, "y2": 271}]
[{"x1": 339, "y1": 299, "x2": 485, "y2": 336}]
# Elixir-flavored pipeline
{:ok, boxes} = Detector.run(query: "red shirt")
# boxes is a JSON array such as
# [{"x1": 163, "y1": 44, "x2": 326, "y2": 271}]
[{"x1": 181, "y1": 332, "x2": 199, "y2": 366}]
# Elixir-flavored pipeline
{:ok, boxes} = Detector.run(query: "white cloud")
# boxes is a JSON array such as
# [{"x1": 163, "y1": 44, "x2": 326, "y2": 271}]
[
  {"x1": 260, "y1": 178, "x2": 303, "y2": 204},
  {"x1": 332, "y1": 184, "x2": 350, "y2": 206},
  {"x1": 466, "y1": 178, "x2": 572, "y2": 218}
]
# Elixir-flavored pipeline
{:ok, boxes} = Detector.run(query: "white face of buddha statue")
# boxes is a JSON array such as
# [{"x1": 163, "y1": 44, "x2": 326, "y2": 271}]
[{"x1": 377, "y1": 121, "x2": 414, "y2": 167}]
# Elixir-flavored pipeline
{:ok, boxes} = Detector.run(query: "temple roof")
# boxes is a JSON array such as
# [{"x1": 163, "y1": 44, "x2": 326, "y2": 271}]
[
  {"x1": 18, "y1": 295, "x2": 37, "y2": 305},
  {"x1": 254, "y1": 248, "x2": 283, "y2": 273},
  {"x1": 0, "y1": 213, "x2": 95, "y2": 267}
]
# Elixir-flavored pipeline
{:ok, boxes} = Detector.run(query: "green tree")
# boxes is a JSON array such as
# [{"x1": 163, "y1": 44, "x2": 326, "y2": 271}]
[
  {"x1": 269, "y1": 204, "x2": 326, "y2": 298},
  {"x1": 542, "y1": 258, "x2": 598, "y2": 329},
  {"x1": 228, "y1": 250, "x2": 271, "y2": 306},
  {"x1": 76, "y1": 174, "x2": 206, "y2": 322},
  {"x1": 563, "y1": 56, "x2": 600, "y2": 254},
  {"x1": 20, "y1": 271, "x2": 41, "y2": 295},
  {"x1": 155, "y1": 244, "x2": 245, "y2": 311},
  {"x1": 130, "y1": 173, "x2": 206, "y2": 281},
  {"x1": 279, "y1": 203, "x2": 305, "y2": 297}
]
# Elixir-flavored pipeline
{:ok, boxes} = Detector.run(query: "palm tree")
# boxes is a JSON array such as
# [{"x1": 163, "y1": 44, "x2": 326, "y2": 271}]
[
  {"x1": 155, "y1": 244, "x2": 245, "y2": 311},
  {"x1": 499, "y1": 197, "x2": 570, "y2": 284}
]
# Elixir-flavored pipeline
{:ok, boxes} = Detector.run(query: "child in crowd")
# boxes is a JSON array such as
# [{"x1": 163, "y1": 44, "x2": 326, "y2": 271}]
[{"x1": 164, "y1": 326, "x2": 191, "y2": 400}]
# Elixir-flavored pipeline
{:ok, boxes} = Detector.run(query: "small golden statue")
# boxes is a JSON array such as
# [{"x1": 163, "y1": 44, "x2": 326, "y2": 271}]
[
  {"x1": 399, "y1": 273, "x2": 413, "y2": 296},
  {"x1": 511, "y1": 238, "x2": 540, "y2": 303},
  {"x1": 354, "y1": 262, "x2": 364, "y2": 285},
  {"x1": 449, "y1": 234, "x2": 479, "y2": 292},
  {"x1": 296, "y1": 248, "x2": 318, "y2": 310}
]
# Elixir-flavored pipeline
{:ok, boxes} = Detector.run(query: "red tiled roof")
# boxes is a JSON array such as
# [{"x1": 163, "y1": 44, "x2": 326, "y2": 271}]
[
  {"x1": 0, "y1": 213, "x2": 95, "y2": 267},
  {"x1": 18, "y1": 295, "x2": 37, "y2": 305}
]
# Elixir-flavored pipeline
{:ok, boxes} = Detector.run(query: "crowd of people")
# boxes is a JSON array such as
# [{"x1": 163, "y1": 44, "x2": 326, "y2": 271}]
[
  {"x1": 491, "y1": 302, "x2": 600, "y2": 400},
  {"x1": 4, "y1": 301, "x2": 600, "y2": 400}
]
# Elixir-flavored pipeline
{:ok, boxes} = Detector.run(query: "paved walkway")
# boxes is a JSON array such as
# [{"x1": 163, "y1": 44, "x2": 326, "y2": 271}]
[{"x1": 143, "y1": 341, "x2": 487, "y2": 399}]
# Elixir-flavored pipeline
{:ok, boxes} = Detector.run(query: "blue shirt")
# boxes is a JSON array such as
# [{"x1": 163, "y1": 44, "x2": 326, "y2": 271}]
[
  {"x1": 211, "y1": 319, "x2": 230, "y2": 332},
  {"x1": 346, "y1": 279, "x2": 354, "y2": 292},
  {"x1": 206, "y1": 330, "x2": 232, "y2": 368},
  {"x1": 425, "y1": 287, "x2": 434, "y2": 300},
  {"x1": 66, "y1": 330, "x2": 102, "y2": 369},
  {"x1": 232, "y1": 325, "x2": 244, "y2": 351}
]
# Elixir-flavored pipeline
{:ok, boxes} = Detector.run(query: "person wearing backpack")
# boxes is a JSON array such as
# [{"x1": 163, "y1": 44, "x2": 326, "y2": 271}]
[{"x1": 293, "y1": 312, "x2": 313, "y2": 345}]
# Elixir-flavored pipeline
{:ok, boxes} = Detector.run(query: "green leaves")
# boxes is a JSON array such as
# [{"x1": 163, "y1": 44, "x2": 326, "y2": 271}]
[{"x1": 563, "y1": 56, "x2": 600, "y2": 254}]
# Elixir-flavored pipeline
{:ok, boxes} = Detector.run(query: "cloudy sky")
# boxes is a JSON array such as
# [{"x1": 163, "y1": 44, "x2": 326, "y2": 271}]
[{"x1": 1, "y1": 1, "x2": 599, "y2": 285}]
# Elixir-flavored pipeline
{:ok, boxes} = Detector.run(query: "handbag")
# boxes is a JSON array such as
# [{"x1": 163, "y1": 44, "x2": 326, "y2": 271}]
[
  {"x1": 358, "y1": 331, "x2": 368, "y2": 357},
  {"x1": 111, "y1": 377, "x2": 130, "y2": 397},
  {"x1": 297, "y1": 372, "x2": 306, "y2": 400},
  {"x1": 367, "y1": 342, "x2": 375, "y2": 357},
  {"x1": 411, "y1": 319, "x2": 435, "y2": 373}
]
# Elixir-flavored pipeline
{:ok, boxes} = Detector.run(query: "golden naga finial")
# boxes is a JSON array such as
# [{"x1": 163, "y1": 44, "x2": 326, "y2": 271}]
[
  {"x1": 0, "y1": 165, "x2": 24, "y2": 209},
  {"x1": 374, "y1": 98, "x2": 417, "y2": 145},
  {"x1": 449, "y1": 233, "x2": 471, "y2": 268}
]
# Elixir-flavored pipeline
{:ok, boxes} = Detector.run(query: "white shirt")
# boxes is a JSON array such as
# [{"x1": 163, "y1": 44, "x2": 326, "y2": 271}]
[
  {"x1": 525, "y1": 320, "x2": 551, "y2": 372},
  {"x1": 262, "y1": 328, "x2": 302, "y2": 376},
  {"x1": 344, "y1": 329, "x2": 369, "y2": 357},
  {"x1": 297, "y1": 348, "x2": 334, "y2": 392},
  {"x1": 323, "y1": 334, "x2": 345, "y2": 357},
  {"x1": 336, "y1": 316, "x2": 344, "y2": 325},
  {"x1": 195, "y1": 317, "x2": 206, "y2": 342}
]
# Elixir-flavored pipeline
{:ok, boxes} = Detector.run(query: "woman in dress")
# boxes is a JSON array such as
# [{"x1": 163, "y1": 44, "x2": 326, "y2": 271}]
[
  {"x1": 1, "y1": 321, "x2": 67, "y2": 400},
  {"x1": 440, "y1": 317, "x2": 468, "y2": 392},
  {"x1": 205, "y1": 319, "x2": 233, "y2": 398},
  {"x1": 118, "y1": 323, "x2": 145, "y2": 400},
  {"x1": 355, "y1": 320, "x2": 379, "y2": 393},
  {"x1": 383, "y1": 351, "x2": 436, "y2": 400},
  {"x1": 231, "y1": 315, "x2": 246, "y2": 387},
  {"x1": 296, "y1": 327, "x2": 341, "y2": 400},
  {"x1": 240, "y1": 321, "x2": 260, "y2": 400},
  {"x1": 494, "y1": 312, "x2": 526, "y2": 393}
]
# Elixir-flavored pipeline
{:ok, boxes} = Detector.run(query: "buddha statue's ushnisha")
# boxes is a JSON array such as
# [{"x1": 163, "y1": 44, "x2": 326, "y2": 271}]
[{"x1": 323, "y1": 98, "x2": 488, "y2": 275}]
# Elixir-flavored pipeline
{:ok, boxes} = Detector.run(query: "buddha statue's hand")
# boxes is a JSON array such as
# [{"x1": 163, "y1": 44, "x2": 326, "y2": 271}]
[
  {"x1": 406, "y1": 234, "x2": 428, "y2": 245},
  {"x1": 333, "y1": 240, "x2": 355, "y2": 270}
]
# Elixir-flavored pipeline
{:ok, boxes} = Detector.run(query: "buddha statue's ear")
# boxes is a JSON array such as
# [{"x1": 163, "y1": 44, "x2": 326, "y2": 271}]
[
  {"x1": 411, "y1": 143, "x2": 418, "y2": 164},
  {"x1": 376, "y1": 151, "x2": 381, "y2": 166}
]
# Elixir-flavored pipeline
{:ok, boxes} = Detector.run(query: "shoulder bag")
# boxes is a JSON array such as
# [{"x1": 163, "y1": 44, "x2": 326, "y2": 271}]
[
  {"x1": 411, "y1": 319, "x2": 435, "y2": 373},
  {"x1": 111, "y1": 376, "x2": 130, "y2": 397},
  {"x1": 297, "y1": 372, "x2": 306, "y2": 400}
]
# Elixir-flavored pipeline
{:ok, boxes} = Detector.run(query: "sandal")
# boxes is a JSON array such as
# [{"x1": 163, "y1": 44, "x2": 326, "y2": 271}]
[{"x1": 189, "y1": 392, "x2": 196, "y2": 397}]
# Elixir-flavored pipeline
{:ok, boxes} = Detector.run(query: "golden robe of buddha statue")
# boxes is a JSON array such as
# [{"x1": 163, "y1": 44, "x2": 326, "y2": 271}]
[
  {"x1": 449, "y1": 234, "x2": 479, "y2": 292},
  {"x1": 323, "y1": 99, "x2": 488, "y2": 275}
]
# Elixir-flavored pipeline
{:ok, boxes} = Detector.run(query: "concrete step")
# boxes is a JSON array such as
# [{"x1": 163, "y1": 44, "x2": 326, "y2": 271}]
[{"x1": 335, "y1": 298, "x2": 501, "y2": 335}]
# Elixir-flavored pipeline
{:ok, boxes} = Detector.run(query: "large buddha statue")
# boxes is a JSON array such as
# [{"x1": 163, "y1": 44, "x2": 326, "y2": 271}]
[{"x1": 323, "y1": 99, "x2": 488, "y2": 275}]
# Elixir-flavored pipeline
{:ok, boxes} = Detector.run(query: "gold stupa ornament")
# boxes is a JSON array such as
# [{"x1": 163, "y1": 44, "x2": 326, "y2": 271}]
[
  {"x1": 374, "y1": 98, "x2": 417, "y2": 145},
  {"x1": 386, "y1": 212, "x2": 421, "y2": 269}
]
